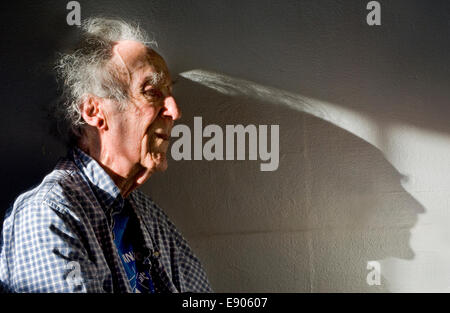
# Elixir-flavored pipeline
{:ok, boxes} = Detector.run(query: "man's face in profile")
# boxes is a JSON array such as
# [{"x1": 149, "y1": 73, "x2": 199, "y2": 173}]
[{"x1": 104, "y1": 40, "x2": 181, "y2": 180}]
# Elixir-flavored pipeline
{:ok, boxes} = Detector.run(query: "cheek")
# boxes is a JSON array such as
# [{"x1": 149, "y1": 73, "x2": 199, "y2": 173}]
[
  {"x1": 124, "y1": 122, "x2": 143, "y2": 150},
  {"x1": 114, "y1": 118, "x2": 146, "y2": 159},
  {"x1": 141, "y1": 107, "x2": 159, "y2": 130},
  {"x1": 130, "y1": 113, "x2": 153, "y2": 146},
  {"x1": 126, "y1": 105, "x2": 161, "y2": 152},
  {"x1": 141, "y1": 133, "x2": 151, "y2": 157}
]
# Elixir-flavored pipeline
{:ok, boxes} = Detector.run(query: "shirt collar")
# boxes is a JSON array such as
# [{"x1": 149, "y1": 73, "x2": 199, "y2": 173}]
[{"x1": 71, "y1": 146, "x2": 124, "y2": 215}]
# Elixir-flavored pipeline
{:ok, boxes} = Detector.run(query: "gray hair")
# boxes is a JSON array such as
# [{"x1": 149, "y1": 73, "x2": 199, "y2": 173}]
[{"x1": 54, "y1": 17, "x2": 156, "y2": 145}]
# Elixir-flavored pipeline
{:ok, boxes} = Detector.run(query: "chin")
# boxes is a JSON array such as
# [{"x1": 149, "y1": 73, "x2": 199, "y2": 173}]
[
  {"x1": 156, "y1": 159, "x2": 168, "y2": 172},
  {"x1": 152, "y1": 153, "x2": 168, "y2": 172}
]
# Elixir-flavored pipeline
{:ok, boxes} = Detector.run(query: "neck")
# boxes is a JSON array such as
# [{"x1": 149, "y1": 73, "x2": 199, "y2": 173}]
[{"x1": 78, "y1": 137, "x2": 143, "y2": 199}]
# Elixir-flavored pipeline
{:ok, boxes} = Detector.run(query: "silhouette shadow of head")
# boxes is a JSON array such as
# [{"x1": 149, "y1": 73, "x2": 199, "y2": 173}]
[{"x1": 144, "y1": 71, "x2": 425, "y2": 292}]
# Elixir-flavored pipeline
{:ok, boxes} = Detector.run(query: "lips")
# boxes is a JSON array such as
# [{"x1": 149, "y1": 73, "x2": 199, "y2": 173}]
[{"x1": 155, "y1": 132, "x2": 169, "y2": 140}]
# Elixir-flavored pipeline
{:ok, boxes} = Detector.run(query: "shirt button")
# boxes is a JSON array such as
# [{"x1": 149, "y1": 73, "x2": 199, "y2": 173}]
[{"x1": 153, "y1": 251, "x2": 160, "y2": 258}]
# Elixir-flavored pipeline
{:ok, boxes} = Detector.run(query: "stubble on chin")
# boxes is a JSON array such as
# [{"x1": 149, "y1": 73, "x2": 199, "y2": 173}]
[
  {"x1": 151, "y1": 138, "x2": 169, "y2": 171},
  {"x1": 141, "y1": 132, "x2": 169, "y2": 172}
]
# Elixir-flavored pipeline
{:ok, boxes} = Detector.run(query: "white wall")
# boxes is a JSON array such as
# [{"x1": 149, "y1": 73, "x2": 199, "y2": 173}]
[{"x1": 139, "y1": 0, "x2": 450, "y2": 292}]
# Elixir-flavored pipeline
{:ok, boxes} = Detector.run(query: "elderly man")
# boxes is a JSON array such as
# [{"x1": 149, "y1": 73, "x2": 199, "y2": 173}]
[{"x1": 0, "y1": 18, "x2": 211, "y2": 293}]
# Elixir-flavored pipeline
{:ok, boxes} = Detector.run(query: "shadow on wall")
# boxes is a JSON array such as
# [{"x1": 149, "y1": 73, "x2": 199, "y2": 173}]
[
  {"x1": 144, "y1": 73, "x2": 425, "y2": 292},
  {"x1": 0, "y1": 0, "x2": 440, "y2": 293}
]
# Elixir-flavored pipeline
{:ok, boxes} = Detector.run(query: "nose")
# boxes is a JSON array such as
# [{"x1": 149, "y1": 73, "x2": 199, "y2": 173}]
[{"x1": 161, "y1": 96, "x2": 182, "y2": 121}]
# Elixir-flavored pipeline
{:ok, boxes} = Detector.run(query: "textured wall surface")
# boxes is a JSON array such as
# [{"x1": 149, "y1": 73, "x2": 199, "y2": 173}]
[{"x1": 1, "y1": 0, "x2": 449, "y2": 292}]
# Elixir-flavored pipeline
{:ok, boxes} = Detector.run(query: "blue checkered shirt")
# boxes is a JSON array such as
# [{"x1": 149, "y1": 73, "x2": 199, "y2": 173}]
[{"x1": 0, "y1": 147, "x2": 212, "y2": 293}]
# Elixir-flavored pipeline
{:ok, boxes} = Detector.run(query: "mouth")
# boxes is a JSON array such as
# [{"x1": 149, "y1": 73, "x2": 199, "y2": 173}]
[{"x1": 154, "y1": 132, "x2": 170, "y2": 141}]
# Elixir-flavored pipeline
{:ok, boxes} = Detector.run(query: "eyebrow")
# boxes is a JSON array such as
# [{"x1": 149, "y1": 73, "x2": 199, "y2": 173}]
[
  {"x1": 142, "y1": 72, "x2": 166, "y2": 87},
  {"x1": 142, "y1": 74, "x2": 177, "y2": 90}
]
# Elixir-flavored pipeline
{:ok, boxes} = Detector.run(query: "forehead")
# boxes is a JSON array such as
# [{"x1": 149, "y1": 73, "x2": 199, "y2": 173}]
[{"x1": 112, "y1": 40, "x2": 170, "y2": 86}]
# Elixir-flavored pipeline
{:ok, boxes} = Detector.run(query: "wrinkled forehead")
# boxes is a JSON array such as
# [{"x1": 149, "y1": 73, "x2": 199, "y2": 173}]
[{"x1": 111, "y1": 40, "x2": 170, "y2": 87}]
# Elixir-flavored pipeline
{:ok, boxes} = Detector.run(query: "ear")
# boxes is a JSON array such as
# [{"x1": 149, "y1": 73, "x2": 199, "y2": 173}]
[{"x1": 80, "y1": 96, "x2": 108, "y2": 130}]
